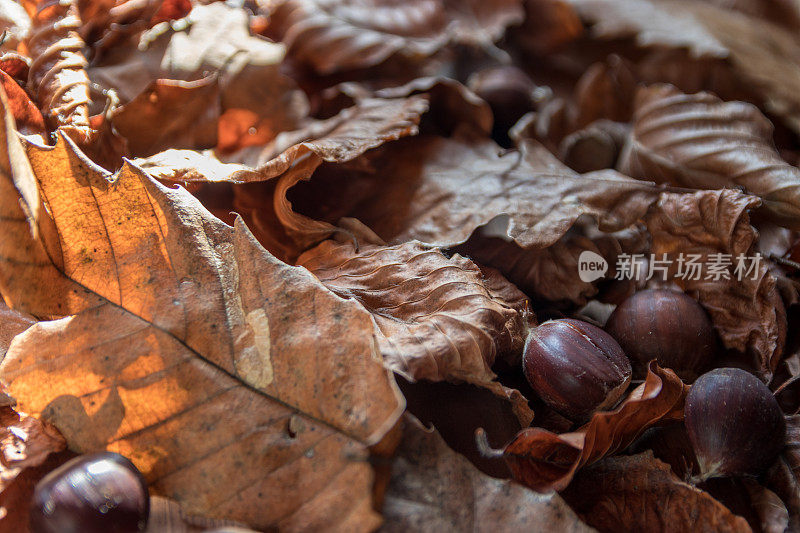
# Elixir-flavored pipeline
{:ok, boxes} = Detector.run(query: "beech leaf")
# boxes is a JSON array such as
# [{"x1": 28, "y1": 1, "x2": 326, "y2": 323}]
[
  {"x1": 644, "y1": 189, "x2": 786, "y2": 380},
  {"x1": 620, "y1": 84, "x2": 800, "y2": 229},
  {"x1": 261, "y1": 0, "x2": 524, "y2": 75},
  {"x1": 297, "y1": 239, "x2": 528, "y2": 384},
  {"x1": 271, "y1": 135, "x2": 660, "y2": 251},
  {"x1": 561, "y1": 451, "x2": 752, "y2": 532},
  {"x1": 0, "y1": 89, "x2": 404, "y2": 529}
]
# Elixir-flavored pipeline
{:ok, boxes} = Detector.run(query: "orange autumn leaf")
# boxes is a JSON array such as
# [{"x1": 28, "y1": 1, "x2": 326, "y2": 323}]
[{"x1": 0, "y1": 86, "x2": 404, "y2": 530}]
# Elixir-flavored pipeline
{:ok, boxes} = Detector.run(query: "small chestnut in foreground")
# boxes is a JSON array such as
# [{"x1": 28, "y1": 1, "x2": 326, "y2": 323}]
[
  {"x1": 30, "y1": 451, "x2": 149, "y2": 533},
  {"x1": 605, "y1": 289, "x2": 716, "y2": 381},
  {"x1": 522, "y1": 319, "x2": 632, "y2": 421},
  {"x1": 685, "y1": 368, "x2": 785, "y2": 480}
]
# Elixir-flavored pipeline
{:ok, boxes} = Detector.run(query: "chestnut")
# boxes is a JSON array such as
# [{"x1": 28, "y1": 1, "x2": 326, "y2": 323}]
[
  {"x1": 522, "y1": 319, "x2": 632, "y2": 422},
  {"x1": 30, "y1": 451, "x2": 149, "y2": 533},
  {"x1": 605, "y1": 289, "x2": 716, "y2": 381},
  {"x1": 685, "y1": 368, "x2": 786, "y2": 481}
]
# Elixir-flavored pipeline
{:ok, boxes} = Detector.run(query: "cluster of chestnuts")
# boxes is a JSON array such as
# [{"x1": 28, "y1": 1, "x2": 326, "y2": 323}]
[
  {"x1": 521, "y1": 288, "x2": 787, "y2": 481},
  {"x1": 29, "y1": 451, "x2": 149, "y2": 533}
]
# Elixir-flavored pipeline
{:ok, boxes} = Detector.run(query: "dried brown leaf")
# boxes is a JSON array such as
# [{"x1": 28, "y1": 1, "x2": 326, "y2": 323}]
[
  {"x1": 561, "y1": 451, "x2": 752, "y2": 532},
  {"x1": 26, "y1": 0, "x2": 91, "y2": 141},
  {"x1": 644, "y1": 190, "x2": 786, "y2": 380},
  {"x1": 455, "y1": 224, "x2": 647, "y2": 307},
  {"x1": 262, "y1": 0, "x2": 524, "y2": 75},
  {"x1": 565, "y1": 0, "x2": 800, "y2": 135},
  {"x1": 486, "y1": 363, "x2": 688, "y2": 492},
  {"x1": 267, "y1": 135, "x2": 659, "y2": 253},
  {"x1": 380, "y1": 416, "x2": 593, "y2": 533},
  {"x1": 399, "y1": 379, "x2": 532, "y2": 479},
  {"x1": 0, "y1": 299, "x2": 34, "y2": 361},
  {"x1": 0, "y1": 404, "x2": 72, "y2": 533},
  {"x1": 0, "y1": 90, "x2": 404, "y2": 529},
  {"x1": 146, "y1": 495, "x2": 258, "y2": 533},
  {"x1": 620, "y1": 84, "x2": 800, "y2": 229},
  {"x1": 110, "y1": 77, "x2": 220, "y2": 157},
  {"x1": 298, "y1": 239, "x2": 527, "y2": 384},
  {"x1": 0, "y1": 69, "x2": 45, "y2": 137},
  {"x1": 89, "y1": 3, "x2": 308, "y2": 146}
]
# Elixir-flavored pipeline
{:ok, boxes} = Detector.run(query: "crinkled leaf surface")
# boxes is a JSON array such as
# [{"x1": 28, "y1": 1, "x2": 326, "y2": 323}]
[
  {"x1": 90, "y1": 3, "x2": 308, "y2": 146},
  {"x1": 380, "y1": 416, "x2": 593, "y2": 533},
  {"x1": 645, "y1": 189, "x2": 786, "y2": 380},
  {"x1": 261, "y1": 0, "x2": 524, "y2": 75},
  {"x1": 0, "y1": 89, "x2": 403, "y2": 529},
  {"x1": 620, "y1": 84, "x2": 800, "y2": 229},
  {"x1": 562, "y1": 452, "x2": 751, "y2": 532},
  {"x1": 297, "y1": 239, "x2": 527, "y2": 384},
  {"x1": 565, "y1": 0, "x2": 800, "y2": 134},
  {"x1": 488, "y1": 363, "x2": 688, "y2": 492},
  {"x1": 0, "y1": 403, "x2": 72, "y2": 533},
  {"x1": 277, "y1": 135, "x2": 660, "y2": 250}
]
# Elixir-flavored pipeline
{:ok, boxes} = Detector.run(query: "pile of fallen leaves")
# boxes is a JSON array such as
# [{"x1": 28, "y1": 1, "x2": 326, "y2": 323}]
[{"x1": 0, "y1": 0, "x2": 799, "y2": 531}]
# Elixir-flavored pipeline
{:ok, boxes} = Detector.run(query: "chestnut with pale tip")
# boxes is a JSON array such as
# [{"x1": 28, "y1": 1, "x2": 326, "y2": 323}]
[
  {"x1": 685, "y1": 368, "x2": 786, "y2": 481},
  {"x1": 605, "y1": 289, "x2": 716, "y2": 381},
  {"x1": 30, "y1": 451, "x2": 149, "y2": 533},
  {"x1": 522, "y1": 318, "x2": 632, "y2": 422}
]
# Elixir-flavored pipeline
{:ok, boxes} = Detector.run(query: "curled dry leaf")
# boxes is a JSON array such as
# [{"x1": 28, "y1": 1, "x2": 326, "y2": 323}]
[
  {"x1": 0, "y1": 403, "x2": 73, "y2": 532},
  {"x1": 455, "y1": 223, "x2": 648, "y2": 307},
  {"x1": 0, "y1": 89, "x2": 404, "y2": 529},
  {"x1": 276, "y1": 135, "x2": 660, "y2": 252},
  {"x1": 0, "y1": 69, "x2": 45, "y2": 137},
  {"x1": 26, "y1": 0, "x2": 91, "y2": 141},
  {"x1": 644, "y1": 189, "x2": 786, "y2": 380},
  {"x1": 0, "y1": 0, "x2": 30, "y2": 50},
  {"x1": 89, "y1": 3, "x2": 308, "y2": 149},
  {"x1": 110, "y1": 77, "x2": 221, "y2": 157},
  {"x1": 481, "y1": 362, "x2": 689, "y2": 493},
  {"x1": 140, "y1": 95, "x2": 428, "y2": 261},
  {"x1": 565, "y1": 0, "x2": 800, "y2": 134},
  {"x1": 261, "y1": 0, "x2": 524, "y2": 75},
  {"x1": 380, "y1": 416, "x2": 593, "y2": 533},
  {"x1": 297, "y1": 239, "x2": 527, "y2": 384},
  {"x1": 561, "y1": 451, "x2": 751, "y2": 532},
  {"x1": 399, "y1": 378, "x2": 532, "y2": 479},
  {"x1": 619, "y1": 84, "x2": 800, "y2": 229}
]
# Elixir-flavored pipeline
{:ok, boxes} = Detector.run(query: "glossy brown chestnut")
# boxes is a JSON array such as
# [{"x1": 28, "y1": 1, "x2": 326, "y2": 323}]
[
  {"x1": 605, "y1": 289, "x2": 716, "y2": 381},
  {"x1": 522, "y1": 318, "x2": 632, "y2": 421},
  {"x1": 685, "y1": 368, "x2": 786, "y2": 480},
  {"x1": 30, "y1": 451, "x2": 149, "y2": 533}
]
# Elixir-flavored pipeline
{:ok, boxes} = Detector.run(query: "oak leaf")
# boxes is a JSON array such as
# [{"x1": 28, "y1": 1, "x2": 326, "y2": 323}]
[
  {"x1": 0, "y1": 88, "x2": 404, "y2": 529},
  {"x1": 620, "y1": 84, "x2": 800, "y2": 229}
]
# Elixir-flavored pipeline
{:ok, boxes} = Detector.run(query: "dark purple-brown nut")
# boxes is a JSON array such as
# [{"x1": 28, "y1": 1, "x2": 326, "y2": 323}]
[
  {"x1": 468, "y1": 66, "x2": 536, "y2": 133},
  {"x1": 30, "y1": 452, "x2": 149, "y2": 533},
  {"x1": 605, "y1": 289, "x2": 716, "y2": 381},
  {"x1": 686, "y1": 368, "x2": 785, "y2": 480},
  {"x1": 522, "y1": 318, "x2": 632, "y2": 422}
]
